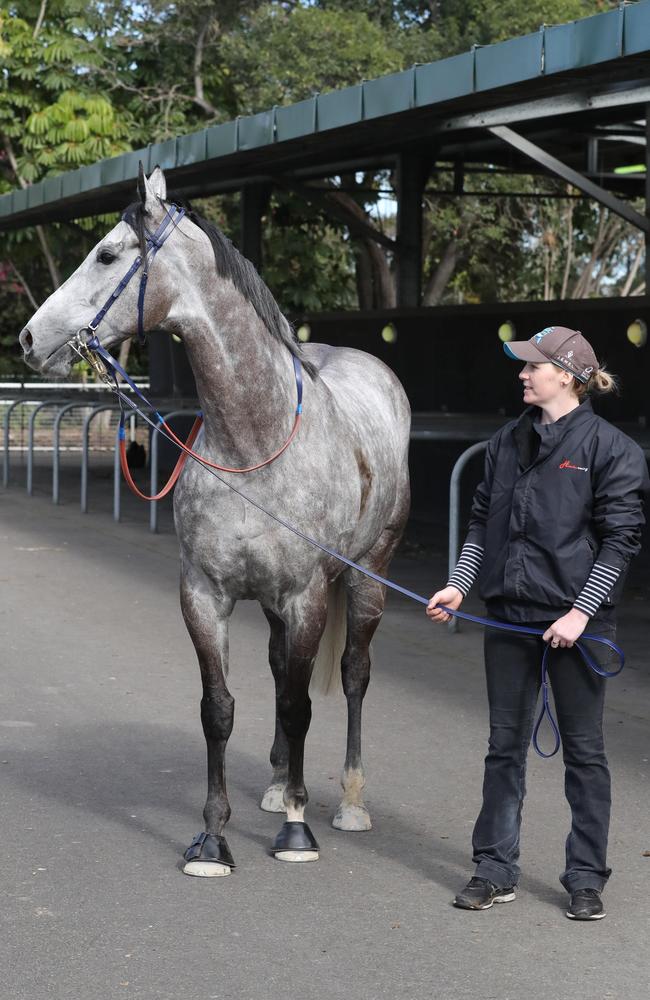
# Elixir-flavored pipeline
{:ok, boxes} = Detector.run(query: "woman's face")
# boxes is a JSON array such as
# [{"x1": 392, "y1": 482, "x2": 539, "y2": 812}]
[{"x1": 519, "y1": 361, "x2": 574, "y2": 407}]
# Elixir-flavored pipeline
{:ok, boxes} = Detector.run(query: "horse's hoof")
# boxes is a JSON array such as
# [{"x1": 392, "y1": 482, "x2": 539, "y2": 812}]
[
  {"x1": 260, "y1": 783, "x2": 286, "y2": 813},
  {"x1": 183, "y1": 831, "x2": 236, "y2": 877},
  {"x1": 275, "y1": 850, "x2": 319, "y2": 863},
  {"x1": 332, "y1": 804, "x2": 372, "y2": 831},
  {"x1": 272, "y1": 821, "x2": 319, "y2": 863},
  {"x1": 184, "y1": 861, "x2": 232, "y2": 877}
]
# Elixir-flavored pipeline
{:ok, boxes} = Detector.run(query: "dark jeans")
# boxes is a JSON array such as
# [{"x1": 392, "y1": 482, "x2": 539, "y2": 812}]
[{"x1": 472, "y1": 622, "x2": 615, "y2": 894}]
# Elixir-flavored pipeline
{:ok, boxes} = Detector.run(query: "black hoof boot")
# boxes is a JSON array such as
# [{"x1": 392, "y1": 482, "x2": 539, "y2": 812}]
[
  {"x1": 272, "y1": 821, "x2": 320, "y2": 862},
  {"x1": 183, "y1": 832, "x2": 236, "y2": 877}
]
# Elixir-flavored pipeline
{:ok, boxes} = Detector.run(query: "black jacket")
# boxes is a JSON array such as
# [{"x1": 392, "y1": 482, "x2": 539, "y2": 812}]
[{"x1": 466, "y1": 400, "x2": 649, "y2": 622}]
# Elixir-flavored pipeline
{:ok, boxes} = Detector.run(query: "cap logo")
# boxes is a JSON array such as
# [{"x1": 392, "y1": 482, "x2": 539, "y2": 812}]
[
  {"x1": 567, "y1": 350, "x2": 574, "y2": 358},
  {"x1": 533, "y1": 327, "x2": 555, "y2": 345}
]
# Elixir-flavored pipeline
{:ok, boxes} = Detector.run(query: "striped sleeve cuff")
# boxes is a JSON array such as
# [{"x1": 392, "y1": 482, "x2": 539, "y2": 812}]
[
  {"x1": 573, "y1": 561, "x2": 621, "y2": 618},
  {"x1": 447, "y1": 542, "x2": 484, "y2": 597}
]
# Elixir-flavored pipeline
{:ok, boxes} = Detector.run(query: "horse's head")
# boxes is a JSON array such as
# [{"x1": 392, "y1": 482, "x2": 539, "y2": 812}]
[{"x1": 20, "y1": 166, "x2": 176, "y2": 376}]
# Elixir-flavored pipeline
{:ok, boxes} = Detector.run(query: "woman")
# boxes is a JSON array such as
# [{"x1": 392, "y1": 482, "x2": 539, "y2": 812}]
[{"x1": 427, "y1": 326, "x2": 648, "y2": 921}]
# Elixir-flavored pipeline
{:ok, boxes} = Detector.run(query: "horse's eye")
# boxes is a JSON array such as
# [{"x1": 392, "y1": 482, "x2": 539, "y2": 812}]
[{"x1": 97, "y1": 248, "x2": 116, "y2": 265}]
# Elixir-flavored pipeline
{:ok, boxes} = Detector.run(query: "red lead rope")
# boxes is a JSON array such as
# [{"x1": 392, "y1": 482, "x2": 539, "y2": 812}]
[
  {"x1": 162, "y1": 410, "x2": 303, "y2": 474},
  {"x1": 119, "y1": 410, "x2": 303, "y2": 501},
  {"x1": 119, "y1": 416, "x2": 204, "y2": 501}
]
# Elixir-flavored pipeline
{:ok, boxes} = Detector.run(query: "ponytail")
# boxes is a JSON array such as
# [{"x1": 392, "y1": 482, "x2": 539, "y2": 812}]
[{"x1": 575, "y1": 364, "x2": 619, "y2": 400}]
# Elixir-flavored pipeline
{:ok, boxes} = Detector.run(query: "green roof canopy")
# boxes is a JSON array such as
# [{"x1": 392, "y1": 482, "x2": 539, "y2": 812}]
[{"x1": 2, "y1": 2, "x2": 650, "y2": 230}]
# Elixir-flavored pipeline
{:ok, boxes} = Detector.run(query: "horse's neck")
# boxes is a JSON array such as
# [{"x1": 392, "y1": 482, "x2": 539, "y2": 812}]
[{"x1": 178, "y1": 291, "x2": 298, "y2": 464}]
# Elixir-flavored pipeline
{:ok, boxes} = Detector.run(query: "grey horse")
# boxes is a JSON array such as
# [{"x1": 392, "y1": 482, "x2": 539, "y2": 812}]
[{"x1": 19, "y1": 167, "x2": 411, "y2": 875}]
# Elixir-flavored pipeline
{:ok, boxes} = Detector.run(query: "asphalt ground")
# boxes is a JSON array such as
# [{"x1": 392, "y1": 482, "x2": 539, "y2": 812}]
[{"x1": 1, "y1": 466, "x2": 649, "y2": 1000}]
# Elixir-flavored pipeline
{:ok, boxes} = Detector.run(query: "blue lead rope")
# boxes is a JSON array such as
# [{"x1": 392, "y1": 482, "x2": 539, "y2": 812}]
[{"x1": 86, "y1": 337, "x2": 625, "y2": 760}]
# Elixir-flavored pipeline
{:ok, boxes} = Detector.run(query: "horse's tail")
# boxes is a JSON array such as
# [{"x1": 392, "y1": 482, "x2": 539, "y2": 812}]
[{"x1": 310, "y1": 576, "x2": 347, "y2": 697}]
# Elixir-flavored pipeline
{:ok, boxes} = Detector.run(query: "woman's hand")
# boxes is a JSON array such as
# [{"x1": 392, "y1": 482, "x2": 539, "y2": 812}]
[
  {"x1": 426, "y1": 586, "x2": 463, "y2": 623},
  {"x1": 542, "y1": 608, "x2": 589, "y2": 649}
]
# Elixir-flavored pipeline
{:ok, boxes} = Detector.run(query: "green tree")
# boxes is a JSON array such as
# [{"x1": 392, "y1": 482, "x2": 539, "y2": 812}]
[{"x1": 0, "y1": 0, "x2": 636, "y2": 376}]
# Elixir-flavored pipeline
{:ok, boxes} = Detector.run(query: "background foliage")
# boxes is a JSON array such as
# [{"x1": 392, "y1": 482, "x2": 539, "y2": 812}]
[{"x1": 0, "y1": 0, "x2": 638, "y2": 374}]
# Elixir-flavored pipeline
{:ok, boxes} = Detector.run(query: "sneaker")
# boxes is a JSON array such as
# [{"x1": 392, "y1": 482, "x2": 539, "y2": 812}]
[
  {"x1": 566, "y1": 888, "x2": 605, "y2": 920},
  {"x1": 453, "y1": 876, "x2": 516, "y2": 910}
]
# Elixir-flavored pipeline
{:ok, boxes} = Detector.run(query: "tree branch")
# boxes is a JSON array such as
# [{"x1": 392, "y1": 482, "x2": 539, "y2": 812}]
[
  {"x1": 2, "y1": 135, "x2": 61, "y2": 289},
  {"x1": 423, "y1": 237, "x2": 458, "y2": 306},
  {"x1": 278, "y1": 178, "x2": 396, "y2": 250},
  {"x1": 193, "y1": 15, "x2": 218, "y2": 116},
  {"x1": 8, "y1": 258, "x2": 40, "y2": 311},
  {"x1": 620, "y1": 240, "x2": 644, "y2": 296},
  {"x1": 571, "y1": 209, "x2": 607, "y2": 298},
  {"x1": 560, "y1": 193, "x2": 574, "y2": 300},
  {"x1": 33, "y1": 0, "x2": 47, "y2": 39}
]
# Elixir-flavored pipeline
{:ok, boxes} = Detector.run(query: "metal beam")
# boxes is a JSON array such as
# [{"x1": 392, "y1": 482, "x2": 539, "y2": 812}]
[
  {"x1": 437, "y1": 84, "x2": 650, "y2": 135},
  {"x1": 489, "y1": 125, "x2": 650, "y2": 233}
]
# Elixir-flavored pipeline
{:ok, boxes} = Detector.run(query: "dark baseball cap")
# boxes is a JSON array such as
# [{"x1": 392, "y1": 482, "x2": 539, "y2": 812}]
[{"x1": 503, "y1": 326, "x2": 598, "y2": 384}]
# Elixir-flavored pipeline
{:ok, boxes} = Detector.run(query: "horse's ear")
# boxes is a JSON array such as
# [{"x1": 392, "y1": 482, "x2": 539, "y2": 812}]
[
  {"x1": 136, "y1": 164, "x2": 167, "y2": 213},
  {"x1": 148, "y1": 166, "x2": 167, "y2": 202}
]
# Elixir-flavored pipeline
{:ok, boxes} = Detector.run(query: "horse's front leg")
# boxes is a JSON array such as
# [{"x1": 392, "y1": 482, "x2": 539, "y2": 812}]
[
  {"x1": 180, "y1": 568, "x2": 236, "y2": 877},
  {"x1": 272, "y1": 583, "x2": 328, "y2": 863}
]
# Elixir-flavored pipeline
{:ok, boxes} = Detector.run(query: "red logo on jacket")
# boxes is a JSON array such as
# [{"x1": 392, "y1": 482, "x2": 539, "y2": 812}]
[{"x1": 559, "y1": 458, "x2": 589, "y2": 472}]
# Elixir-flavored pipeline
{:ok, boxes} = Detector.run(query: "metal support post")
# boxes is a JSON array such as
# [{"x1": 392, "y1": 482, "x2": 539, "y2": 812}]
[
  {"x1": 113, "y1": 423, "x2": 122, "y2": 522},
  {"x1": 240, "y1": 183, "x2": 271, "y2": 270},
  {"x1": 27, "y1": 400, "x2": 65, "y2": 496},
  {"x1": 396, "y1": 152, "x2": 429, "y2": 308},
  {"x1": 448, "y1": 440, "x2": 488, "y2": 633},
  {"x1": 81, "y1": 404, "x2": 121, "y2": 513}
]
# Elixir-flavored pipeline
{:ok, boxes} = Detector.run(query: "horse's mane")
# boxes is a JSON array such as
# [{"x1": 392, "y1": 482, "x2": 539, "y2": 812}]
[{"x1": 122, "y1": 198, "x2": 316, "y2": 378}]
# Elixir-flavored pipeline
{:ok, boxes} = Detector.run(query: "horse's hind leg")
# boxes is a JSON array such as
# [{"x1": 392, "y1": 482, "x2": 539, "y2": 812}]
[
  {"x1": 260, "y1": 610, "x2": 289, "y2": 813},
  {"x1": 332, "y1": 569, "x2": 385, "y2": 832},
  {"x1": 180, "y1": 569, "x2": 236, "y2": 877},
  {"x1": 333, "y1": 486, "x2": 408, "y2": 833}
]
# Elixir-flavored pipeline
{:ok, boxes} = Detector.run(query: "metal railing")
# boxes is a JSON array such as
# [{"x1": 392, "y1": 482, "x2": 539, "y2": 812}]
[
  {"x1": 52, "y1": 402, "x2": 95, "y2": 504},
  {"x1": 3, "y1": 396, "x2": 139, "y2": 512},
  {"x1": 27, "y1": 400, "x2": 66, "y2": 496},
  {"x1": 81, "y1": 405, "x2": 122, "y2": 513},
  {"x1": 447, "y1": 441, "x2": 488, "y2": 633},
  {"x1": 3, "y1": 397, "x2": 41, "y2": 487}
]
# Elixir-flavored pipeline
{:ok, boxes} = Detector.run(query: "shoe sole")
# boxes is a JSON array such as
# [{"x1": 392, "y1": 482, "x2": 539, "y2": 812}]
[
  {"x1": 453, "y1": 891, "x2": 516, "y2": 910},
  {"x1": 565, "y1": 910, "x2": 606, "y2": 920}
]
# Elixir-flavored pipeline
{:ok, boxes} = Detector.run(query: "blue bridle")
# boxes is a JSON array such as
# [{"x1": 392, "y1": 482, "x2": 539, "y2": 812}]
[
  {"x1": 71, "y1": 207, "x2": 625, "y2": 761},
  {"x1": 82, "y1": 204, "x2": 186, "y2": 347}
]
